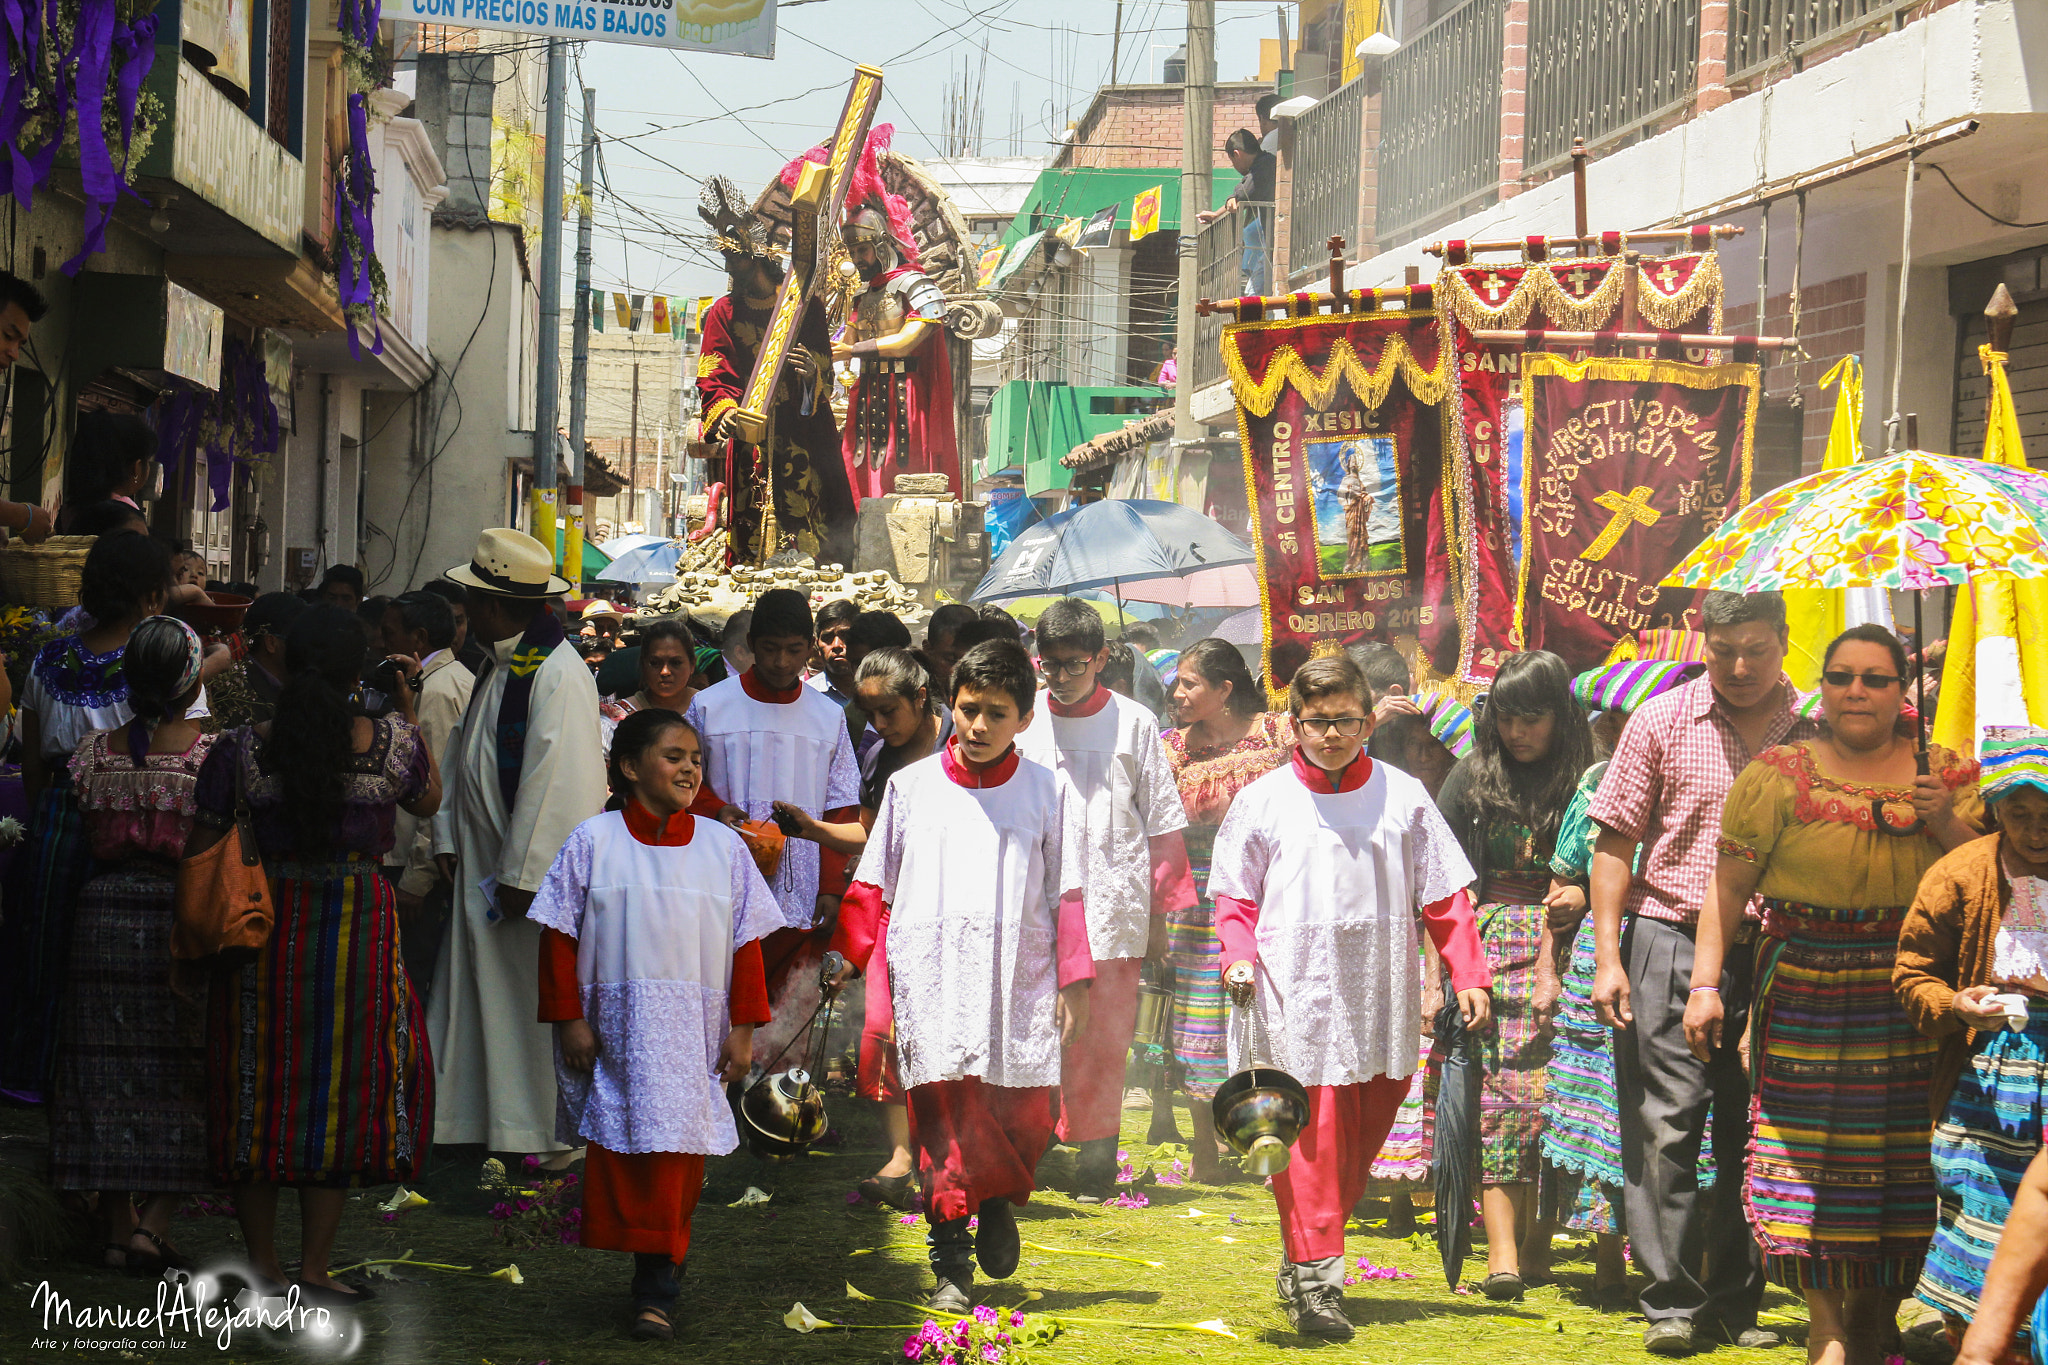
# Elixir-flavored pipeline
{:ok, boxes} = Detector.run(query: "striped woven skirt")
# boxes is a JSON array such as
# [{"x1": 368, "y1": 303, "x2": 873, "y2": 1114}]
[
  {"x1": 207, "y1": 861, "x2": 433, "y2": 1186},
  {"x1": 1166, "y1": 825, "x2": 1229, "y2": 1100},
  {"x1": 1748, "y1": 899, "x2": 1936, "y2": 1289},
  {"x1": 1475, "y1": 884, "x2": 1553, "y2": 1185},
  {"x1": 0, "y1": 777, "x2": 89, "y2": 1101},
  {"x1": 1917, "y1": 1007, "x2": 2048, "y2": 1322},
  {"x1": 1369, "y1": 1035, "x2": 1433, "y2": 1183},
  {"x1": 48, "y1": 861, "x2": 211, "y2": 1192}
]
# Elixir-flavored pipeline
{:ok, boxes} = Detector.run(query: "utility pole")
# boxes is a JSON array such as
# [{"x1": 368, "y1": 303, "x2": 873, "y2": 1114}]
[
  {"x1": 531, "y1": 37, "x2": 568, "y2": 556},
  {"x1": 1172, "y1": 1, "x2": 1214, "y2": 442},
  {"x1": 629, "y1": 361, "x2": 641, "y2": 530},
  {"x1": 564, "y1": 85, "x2": 595, "y2": 587}
]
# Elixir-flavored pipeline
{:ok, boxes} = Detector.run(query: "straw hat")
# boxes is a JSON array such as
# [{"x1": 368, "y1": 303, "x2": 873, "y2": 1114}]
[
  {"x1": 447, "y1": 528, "x2": 571, "y2": 598},
  {"x1": 580, "y1": 600, "x2": 624, "y2": 626}
]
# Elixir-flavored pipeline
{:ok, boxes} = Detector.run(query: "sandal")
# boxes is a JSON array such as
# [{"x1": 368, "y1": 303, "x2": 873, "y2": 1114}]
[
  {"x1": 1480, "y1": 1271, "x2": 1526, "y2": 1301},
  {"x1": 857, "y1": 1173, "x2": 919, "y2": 1211},
  {"x1": 631, "y1": 1306, "x2": 675, "y2": 1341},
  {"x1": 292, "y1": 1279, "x2": 377, "y2": 1308},
  {"x1": 101, "y1": 1242, "x2": 132, "y2": 1271},
  {"x1": 128, "y1": 1228, "x2": 195, "y2": 1277}
]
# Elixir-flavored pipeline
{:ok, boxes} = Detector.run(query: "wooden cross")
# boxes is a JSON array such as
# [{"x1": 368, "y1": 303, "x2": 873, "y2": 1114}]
[
  {"x1": 1478, "y1": 270, "x2": 1511, "y2": 303},
  {"x1": 1653, "y1": 261, "x2": 1682, "y2": 293},
  {"x1": 1564, "y1": 264, "x2": 1594, "y2": 295},
  {"x1": 1580, "y1": 486, "x2": 1663, "y2": 561}
]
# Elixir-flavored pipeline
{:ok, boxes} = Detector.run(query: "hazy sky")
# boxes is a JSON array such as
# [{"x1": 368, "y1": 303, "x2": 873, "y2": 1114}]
[{"x1": 571, "y1": 0, "x2": 1274, "y2": 307}]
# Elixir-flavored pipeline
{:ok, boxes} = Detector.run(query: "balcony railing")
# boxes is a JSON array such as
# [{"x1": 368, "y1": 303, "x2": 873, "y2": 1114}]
[
  {"x1": 1377, "y1": 0, "x2": 1506, "y2": 249},
  {"x1": 1729, "y1": 0, "x2": 1916, "y2": 80},
  {"x1": 1526, "y1": 0, "x2": 1698, "y2": 172},
  {"x1": 1190, "y1": 214, "x2": 1243, "y2": 395},
  {"x1": 1289, "y1": 77, "x2": 1366, "y2": 276}
]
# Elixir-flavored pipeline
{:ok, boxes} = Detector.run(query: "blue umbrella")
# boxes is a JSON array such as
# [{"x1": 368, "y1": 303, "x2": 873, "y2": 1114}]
[
  {"x1": 971, "y1": 499, "x2": 1255, "y2": 602},
  {"x1": 604, "y1": 539, "x2": 683, "y2": 585}
]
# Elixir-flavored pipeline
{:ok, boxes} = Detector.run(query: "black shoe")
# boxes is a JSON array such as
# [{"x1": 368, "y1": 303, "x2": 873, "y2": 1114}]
[
  {"x1": 630, "y1": 1306, "x2": 674, "y2": 1341},
  {"x1": 1070, "y1": 1137, "x2": 1119, "y2": 1202},
  {"x1": 1643, "y1": 1319, "x2": 1696, "y2": 1356},
  {"x1": 1480, "y1": 1271, "x2": 1525, "y2": 1301},
  {"x1": 291, "y1": 1279, "x2": 377, "y2": 1309},
  {"x1": 1285, "y1": 1285, "x2": 1354, "y2": 1341},
  {"x1": 927, "y1": 1273, "x2": 971, "y2": 1314},
  {"x1": 975, "y1": 1199, "x2": 1020, "y2": 1279},
  {"x1": 857, "y1": 1172, "x2": 919, "y2": 1211}
]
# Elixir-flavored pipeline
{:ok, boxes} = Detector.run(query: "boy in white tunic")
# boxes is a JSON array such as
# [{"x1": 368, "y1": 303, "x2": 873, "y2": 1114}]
[
  {"x1": 685, "y1": 589, "x2": 860, "y2": 1058},
  {"x1": 831, "y1": 640, "x2": 1094, "y2": 1311},
  {"x1": 532, "y1": 708, "x2": 781, "y2": 1341},
  {"x1": 1211, "y1": 655, "x2": 1494, "y2": 1341},
  {"x1": 1014, "y1": 597, "x2": 1194, "y2": 1198}
]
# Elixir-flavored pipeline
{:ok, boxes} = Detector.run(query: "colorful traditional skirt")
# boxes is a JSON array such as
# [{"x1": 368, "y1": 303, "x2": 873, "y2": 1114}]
[
  {"x1": 0, "y1": 777, "x2": 89, "y2": 1100},
  {"x1": 207, "y1": 860, "x2": 432, "y2": 1186},
  {"x1": 1917, "y1": 1007, "x2": 2048, "y2": 1322},
  {"x1": 1369, "y1": 1036, "x2": 1433, "y2": 1183},
  {"x1": 1167, "y1": 824, "x2": 1229, "y2": 1100},
  {"x1": 1748, "y1": 899, "x2": 1936, "y2": 1289},
  {"x1": 48, "y1": 860, "x2": 212, "y2": 1192},
  {"x1": 1475, "y1": 882, "x2": 1553, "y2": 1184}
]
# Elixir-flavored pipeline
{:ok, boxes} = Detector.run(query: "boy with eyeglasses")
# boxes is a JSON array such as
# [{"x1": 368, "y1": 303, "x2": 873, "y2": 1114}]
[
  {"x1": 1014, "y1": 598, "x2": 1194, "y2": 1200},
  {"x1": 1210, "y1": 654, "x2": 1492, "y2": 1341}
]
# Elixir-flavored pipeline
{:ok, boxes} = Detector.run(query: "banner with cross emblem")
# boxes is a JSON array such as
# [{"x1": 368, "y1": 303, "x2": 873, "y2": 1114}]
[
  {"x1": 1439, "y1": 235, "x2": 1725, "y2": 685},
  {"x1": 1514, "y1": 352, "x2": 1759, "y2": 668},
  {"x1": 1222, "y1": 307, "x2": 1460, "y2": 700}
]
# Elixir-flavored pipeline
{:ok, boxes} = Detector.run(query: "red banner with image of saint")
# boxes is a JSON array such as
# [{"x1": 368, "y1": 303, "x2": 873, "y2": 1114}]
[
  {"x1": 1222, "y1": 308, "x2": 1459, "y2": 699},
  {"x1": 1515, "y1": 353, "x2": 1759, "y2": 669}
]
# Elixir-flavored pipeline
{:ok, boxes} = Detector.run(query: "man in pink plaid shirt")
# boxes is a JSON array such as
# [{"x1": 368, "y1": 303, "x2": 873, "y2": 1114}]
[{"x1": 1589, "y1": 590, "x2": 1817, "y2": 1357}]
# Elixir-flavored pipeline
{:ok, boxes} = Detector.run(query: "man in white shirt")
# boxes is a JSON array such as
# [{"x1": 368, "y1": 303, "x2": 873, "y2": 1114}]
[{"x1": 381, "y1": 589, "x2": 476, "y2": 995}]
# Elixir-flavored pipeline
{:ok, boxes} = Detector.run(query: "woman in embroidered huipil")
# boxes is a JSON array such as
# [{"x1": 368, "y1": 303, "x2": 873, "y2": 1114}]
[
  {"x1": 187, "y1": 606, "x2": 440, "y2": 1306},
  {"x1": 1435, "y1": 649, "x2": 1594, "y2": 1300},
  {"x1": 1702, "y1": 626, "x2": 1980, "y2": 1365},
  {"x1": 1895, "y1": 726, "x2": 2048, "y2": 1344},
  {"x1": 0, "y1": 532, "x2": 174, "y2": 1100},
  {"x1": 47, "y1": 618, "x2": 218, "y2": 1275},
  {"x1": 1158, "y1": 638, "x2": 1293, "y2": 1182}
]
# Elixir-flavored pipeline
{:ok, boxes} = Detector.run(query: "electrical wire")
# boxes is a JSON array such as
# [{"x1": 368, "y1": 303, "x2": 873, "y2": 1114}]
[{"x1": 1925, "y1": 161, "x2": 2048, "y2": 230}]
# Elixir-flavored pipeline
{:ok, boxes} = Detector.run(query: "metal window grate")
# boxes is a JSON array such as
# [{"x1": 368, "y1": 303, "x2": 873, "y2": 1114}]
[
  {"x1": 1729, "y1": 0, "x2": 1916, "y2": 80},
  {"x1": 1525, "y1": 0, "x2": 1698, "y2": 173},
  {"x1": 1377, "y1": 0, "x2": 1507, "y2": 249},
  {"x1": 1191, "y1": 215, "x2": 1242, "y2": 395},
  {"x1": 1288, "y1": 77, "x2": 1367, "y2": 276}
]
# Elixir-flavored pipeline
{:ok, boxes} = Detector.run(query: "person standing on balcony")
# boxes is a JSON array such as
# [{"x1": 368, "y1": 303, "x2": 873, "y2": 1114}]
[{"x1": 1198, "y1": 129, "x2": 1276, "y2": 298}]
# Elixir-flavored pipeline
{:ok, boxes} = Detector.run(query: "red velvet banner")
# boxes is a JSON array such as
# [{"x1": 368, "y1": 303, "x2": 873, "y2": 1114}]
[
  {"x1": 1441, "y1": 252, "x2": 1723, "y2": 683},
  {"x1": 1223, "y1": 310, "x2": 1459, "y2": 697},
  {"x1": 1515, "y1": 354, "x2": 1759, "y2": 670}
]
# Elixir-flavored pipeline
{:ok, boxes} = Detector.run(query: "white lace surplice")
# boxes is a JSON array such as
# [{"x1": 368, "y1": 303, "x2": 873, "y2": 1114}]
[
  {"x1": 530, "y1": 812, "x2": 783, "y2": 1155},
  {"x1": 1206, "y1": 761, "x2": 1474, "y2": 1088},
  {"x1": 1015, "y1": 688, "x2": 1188, "y2": 962},
  {"x1": 868, "y1": 752, "x2": 1081, "y2": 1091},
  {"x1": 687, "y1": 676, "x2": 860, "y2": 929}
]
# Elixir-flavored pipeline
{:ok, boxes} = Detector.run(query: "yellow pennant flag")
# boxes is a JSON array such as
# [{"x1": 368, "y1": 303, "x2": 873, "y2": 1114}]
[
  {"x1": 1129, "y1": 186, "x2": 1162, "y2": 243},
  {"x1": 1782, "y1": 356, "x2": 1864, "y2": 691},
  {"x1": 1935, "y1": 342, "x2": 2048, "y2": 754},
  {"x1": 651, "y1": 296, "x2": 670, "y2": 333},
  {"x1": 613, "y1": 292, "x2": 633, "y2": 330}
]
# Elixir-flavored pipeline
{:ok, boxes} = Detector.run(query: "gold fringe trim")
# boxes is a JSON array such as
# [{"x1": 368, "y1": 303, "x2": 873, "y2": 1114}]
[
  {"x1": 1511, "y1": 352, "x2": 1760, "y2": 648},
  {"x1": 1221, "y1": 324, "x2": 1450, "y2": 418},
  {"x1": 1437, "y1": 251, "x2": 1725, "y2": 335}
]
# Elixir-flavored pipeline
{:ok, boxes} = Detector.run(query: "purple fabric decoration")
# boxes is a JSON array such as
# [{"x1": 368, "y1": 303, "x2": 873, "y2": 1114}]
[
  {"x1": 59, "y1": 0, "x2": 118, "y2": 274},
  {"x1": 0, "y1": 0, "x2": 45, "y2": 202},
  {"x1": 153, "y1": 338, "x2": 281, "y2": 512}
]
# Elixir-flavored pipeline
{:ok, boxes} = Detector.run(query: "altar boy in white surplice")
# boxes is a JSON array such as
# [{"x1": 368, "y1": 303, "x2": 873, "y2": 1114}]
[
  {"x1": 532, "y1": 707, "x2": 780, "y2": 1341},
  {"x1": 1210, "y1": 654, "x2": 1493, "y2": 1343},
  {"x1": 830, "y1": 640, "x2": 1094, "y2": 1313}
]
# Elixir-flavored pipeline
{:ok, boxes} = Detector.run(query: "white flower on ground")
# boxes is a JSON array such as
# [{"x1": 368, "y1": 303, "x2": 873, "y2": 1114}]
[
  {"x1": 489, "y1": 1264, "x2": 523, "y2": 1285},
  {"x1": 783, "y1": 1303, "x2": 826, "y2": 1333}
]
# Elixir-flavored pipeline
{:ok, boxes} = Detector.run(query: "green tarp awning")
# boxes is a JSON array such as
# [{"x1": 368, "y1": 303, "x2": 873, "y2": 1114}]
[{"x1": 999, "y1": 167, "x2": 1243, "y2": 249}]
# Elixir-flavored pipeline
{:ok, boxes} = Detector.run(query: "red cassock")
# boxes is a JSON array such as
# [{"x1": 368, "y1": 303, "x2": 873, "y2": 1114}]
[
  {"x1": 537, "y1": 803, "x2": 773, "y2": 1263},
  {"x1": 696, "y1": 292, "x2": 859, "y2": 565}
]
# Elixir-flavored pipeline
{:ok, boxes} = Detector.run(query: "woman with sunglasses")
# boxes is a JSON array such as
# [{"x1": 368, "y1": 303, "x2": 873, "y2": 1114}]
[
  {"x1": 1436, "y1": 649, "x2": 1594, "y2": 1300},
  {"x1": 1695, "y1": 624, "x2": 1981, "y2": 1365}
]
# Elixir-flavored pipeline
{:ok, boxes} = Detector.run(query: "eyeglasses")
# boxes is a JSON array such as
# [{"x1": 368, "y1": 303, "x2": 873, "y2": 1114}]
[
  {"x1": 1041, "y1": 657, "x2": 1093, "y2": 678},
  {"x1": 1297, "y1": 716, "x2": 1368, "y2": 738},
  {"x1": 1821, "y1": 670, "x2": 1902, "y2": 689}
]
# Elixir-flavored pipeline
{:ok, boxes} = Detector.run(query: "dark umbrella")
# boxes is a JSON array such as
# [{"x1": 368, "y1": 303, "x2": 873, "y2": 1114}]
[
  {"x1": 971, "y1": 499, "x2": 1255, "y2": 606},
  {"x1": 1431, "y1": 999, "x2": 1480, "y2": 1289}
]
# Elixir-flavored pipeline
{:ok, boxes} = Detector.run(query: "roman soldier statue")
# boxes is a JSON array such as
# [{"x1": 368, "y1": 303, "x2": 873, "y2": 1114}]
[
  {"x1": 694, "y1": 176, "x2": 858, "y2": 565},
  {"x1": 831, "y1": 200, "x2": 959, "y2": 500}
]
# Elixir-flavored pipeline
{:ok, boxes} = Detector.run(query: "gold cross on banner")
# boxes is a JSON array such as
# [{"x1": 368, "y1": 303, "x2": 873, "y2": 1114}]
[
  {"x1": 1580, "y1": 485, "x2": 1663, "y2": 561},
  {"x1": 1653, "y1": 261, "x2": 1682, "y2": 292},
  {"x1": 1564, "y1": 265, "x2": 1593, "y2": 295},
  {"x1": 1478, "y1": 271, "x2": 1511, "y2": 303}
]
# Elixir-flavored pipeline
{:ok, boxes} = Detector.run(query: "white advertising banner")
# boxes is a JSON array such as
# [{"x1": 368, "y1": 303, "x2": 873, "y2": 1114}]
[{"x1": 409, "y1": 0, "x2": 776, "y2": 54}]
